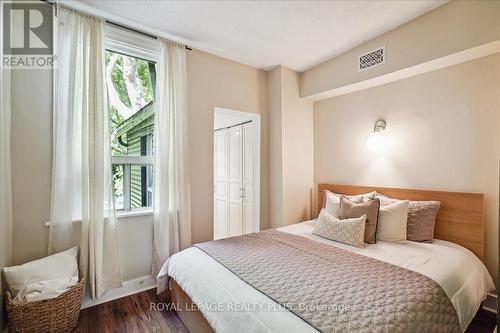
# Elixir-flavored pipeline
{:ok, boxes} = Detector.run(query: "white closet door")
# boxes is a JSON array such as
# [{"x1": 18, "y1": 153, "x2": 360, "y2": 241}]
[
  {"x1": 228, "y1": 126, "x2": 243, "y2": 236},
  {"x1": 213, "y1": 130, "x2": 229, "y2": 240},
  {"x1": 242, "y1": 122, "x2": 254, "y2": 233}
]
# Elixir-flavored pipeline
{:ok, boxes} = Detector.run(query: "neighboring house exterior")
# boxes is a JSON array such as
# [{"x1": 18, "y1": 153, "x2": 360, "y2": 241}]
[{"x1": 115, "y1": 101, "x2": 155, "y2": 209}]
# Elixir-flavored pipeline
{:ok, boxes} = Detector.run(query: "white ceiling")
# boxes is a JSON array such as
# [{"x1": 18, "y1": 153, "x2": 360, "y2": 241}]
[{"x1": 77, "y1": 0, "x2": 447, "y2": 72}]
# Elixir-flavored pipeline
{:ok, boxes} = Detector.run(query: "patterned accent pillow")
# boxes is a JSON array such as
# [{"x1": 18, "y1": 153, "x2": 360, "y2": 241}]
[
  {"x1": 338, "y1": 196, "x2": 380, "y2": 244},
  {"x1": 374, "y1": 193, "x2": 441, "y2": 242},
  {"x1": 313, "y1": 209, "x2": 366, "y2": 248}
]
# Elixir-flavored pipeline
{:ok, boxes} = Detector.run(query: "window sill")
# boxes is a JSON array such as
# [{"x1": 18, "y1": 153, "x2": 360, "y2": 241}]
[
  {"x1": 44, "y1": 209, "x2": 153, "y2": 227},
  {"x1": 117, "y1": 208, "x2": 153, "y2": 219}
]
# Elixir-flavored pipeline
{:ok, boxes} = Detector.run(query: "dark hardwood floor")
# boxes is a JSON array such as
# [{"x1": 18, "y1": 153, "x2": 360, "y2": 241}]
[
  {"x1": 74, "y1": 289, "x2": 188, "y2": 333},
  {"x1": 467, "y1": 309, "x2": 497, "y2": 333},
  {"x1": 74, "y1": 289, "x2": 497, "y2": 333}
]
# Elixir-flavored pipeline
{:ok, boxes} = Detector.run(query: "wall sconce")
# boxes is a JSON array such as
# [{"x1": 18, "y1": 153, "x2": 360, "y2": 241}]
[{"x1": 366, "y1": 119, "x2": 386, "y2": 151}]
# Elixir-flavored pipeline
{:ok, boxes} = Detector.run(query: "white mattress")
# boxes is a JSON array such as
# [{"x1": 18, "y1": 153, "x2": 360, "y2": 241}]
[{"x1": 158, "y1": 220, "x2": 494, "y2": 332}]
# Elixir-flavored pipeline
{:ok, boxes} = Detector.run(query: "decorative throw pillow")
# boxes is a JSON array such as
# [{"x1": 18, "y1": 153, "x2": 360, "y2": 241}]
[
  {"x1": 313, "y1": 209, "x2": 366, "y2": 248},
  {"x1": 374, "y1": 193, "x2": 441, "y2": 242},
  {"x1": 323, "y1": 190, "x2": 376, "y2": 217},
  {"x1": 2, "y1": 247, "x2": 78, "y2": 297},
  {"x1": 376, "y1": 200, "x2": 409, "y2": 243},
  {"x1": 407, "y1": 201, "x2": 441, "y2": 242},
  {"x1": 338, "y1": 196, "x2": 380, "y2": 244}
]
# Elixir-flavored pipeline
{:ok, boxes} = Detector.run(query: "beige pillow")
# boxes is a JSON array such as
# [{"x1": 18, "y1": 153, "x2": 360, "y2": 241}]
[
  {"x1": 313, "y1": 209, "x2": 366, "y2": 248},
  {"x1": 338, "y1": 196, "x2": 380, "y2": 244},
  {"x1": 374, "y1": 193, "x2": 440, "y2": 242},
  {"x1": 376, "y1": 200, "x2": 409, "y2": 243},
  {"x1": 323, "y1": 190, "x2": 376, "y2": 217},
  {"x1": 2, "y1": 247, "x2": 78, "y2": 297}
]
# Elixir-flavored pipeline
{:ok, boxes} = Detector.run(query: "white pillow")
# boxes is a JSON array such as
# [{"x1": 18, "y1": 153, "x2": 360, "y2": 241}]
[
  {"x1": 376, "y1": 200, "x2": 409, "y2": 243},
  {"x1": 324, "y1": 190, "x2": 376, "y2": 217},
  {"x1": 2, "y1": 247, "x2": 78, "y2": 297},
  {"x1": 313, "y1": 209, "x2": 366, "y2": 248}
]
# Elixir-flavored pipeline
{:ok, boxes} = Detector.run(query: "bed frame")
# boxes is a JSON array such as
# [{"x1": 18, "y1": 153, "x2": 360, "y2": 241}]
[{"x1": 170, "y1": 184, "x2": 485, "y2": 332}]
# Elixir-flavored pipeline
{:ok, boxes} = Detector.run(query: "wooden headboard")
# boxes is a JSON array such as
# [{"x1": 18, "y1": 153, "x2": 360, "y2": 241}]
[{"x1": 317, "y1": 184, "x2": 485, "y2": 261}]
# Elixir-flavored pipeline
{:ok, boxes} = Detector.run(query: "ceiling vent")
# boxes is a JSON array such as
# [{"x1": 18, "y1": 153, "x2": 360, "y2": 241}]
[{"x1": 358, "y1": 46, "x2": 386, "y2": 72}]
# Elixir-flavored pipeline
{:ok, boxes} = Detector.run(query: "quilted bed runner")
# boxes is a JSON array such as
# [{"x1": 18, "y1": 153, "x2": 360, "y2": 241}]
[{"x1": 195, "y1": 229, "x2": 460, "y2": 333}]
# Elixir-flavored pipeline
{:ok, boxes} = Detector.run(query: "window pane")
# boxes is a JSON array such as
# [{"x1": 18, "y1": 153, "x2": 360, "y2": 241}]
[
  {"x1": 112, "y1": 164, "x2": 124, "y2": 210},
  {"x1": 106, "y1": 50, "x2": 155, "y2": 158},
  {"x1": 106, "y1": 49, "x2": 156, "y2": 211},
  {"x1": 130, "y1": 165, "x2": 152, "y2": 209}
]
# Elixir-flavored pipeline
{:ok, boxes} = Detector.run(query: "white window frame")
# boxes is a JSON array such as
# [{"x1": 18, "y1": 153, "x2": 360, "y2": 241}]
[
  {"x1": 111, "y1": 156, "x2": 154, "y2": 212},
  {"x1": 105, "y1": 22, "x2": 158, "y2": 214}
]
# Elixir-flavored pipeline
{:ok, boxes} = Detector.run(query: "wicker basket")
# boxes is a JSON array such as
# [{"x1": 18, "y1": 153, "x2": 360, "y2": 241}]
[{"x1": 5, "y1": 275, "x2": 85, "y2": 333}]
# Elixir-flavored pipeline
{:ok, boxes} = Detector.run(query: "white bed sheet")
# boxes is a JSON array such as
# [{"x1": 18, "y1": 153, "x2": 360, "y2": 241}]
[{"x1": 158, "y1": 220, "x2": 494, "y2": 332}]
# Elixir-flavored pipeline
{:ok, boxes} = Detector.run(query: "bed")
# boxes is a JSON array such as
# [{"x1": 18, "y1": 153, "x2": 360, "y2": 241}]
[{"x1": 157, "y1": 184, "x2": 494, "y2": 333}]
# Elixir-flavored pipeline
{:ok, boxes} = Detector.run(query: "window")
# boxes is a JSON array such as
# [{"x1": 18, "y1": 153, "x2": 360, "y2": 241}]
[{"x1": 106, "y1": 50, "x2": 156, "y2": 211}]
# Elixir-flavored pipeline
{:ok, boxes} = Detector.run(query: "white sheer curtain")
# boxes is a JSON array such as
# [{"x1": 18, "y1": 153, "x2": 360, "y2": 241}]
[
  {"x1": 152, "y1": 40, "x2": 191, "y2": 275},
  {"x1": 49, "y1": 7, "x2": 122, "y2": 299}
]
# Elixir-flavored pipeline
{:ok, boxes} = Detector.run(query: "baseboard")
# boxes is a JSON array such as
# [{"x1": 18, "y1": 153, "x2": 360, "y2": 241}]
[
  {"x1": 81, "y1": 275, "x2": 156, "y2": 309},
  {"x1": 483, "y1": 292, "x2": 498, "y2": 314}
]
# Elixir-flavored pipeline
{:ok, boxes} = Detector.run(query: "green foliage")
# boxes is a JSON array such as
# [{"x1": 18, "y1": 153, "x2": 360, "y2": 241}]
[
  {"x1": 111, "y1": 54, "x2": 132, "y2": 108},
  {"x1": 112, "y1": 164, "x2": 123, "y2": 199},
  {"x1": 137, "y1": 61, "x2": 153, "y2": 103}
]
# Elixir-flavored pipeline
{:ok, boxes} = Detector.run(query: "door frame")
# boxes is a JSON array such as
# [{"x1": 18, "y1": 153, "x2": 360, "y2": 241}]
[{"x1": 213, "y1": 107, "x2": 261, "y2": 236}]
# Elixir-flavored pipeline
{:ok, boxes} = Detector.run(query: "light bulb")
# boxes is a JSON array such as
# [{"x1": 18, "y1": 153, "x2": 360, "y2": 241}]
[{"x1": 366, "y1": 131, "x2": 385, "y2": 152}]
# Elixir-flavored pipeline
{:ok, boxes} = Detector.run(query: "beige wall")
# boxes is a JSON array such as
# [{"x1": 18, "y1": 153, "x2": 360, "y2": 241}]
[
  {"x1": 9, "y1": 49, "x2": 269, "y2": 282},
  {"x1": 186, "y1": 49, "x2": 269, "y2": 243},
  {"x1": 314, "y1": 54, "x2": 500, "y2": 284},
  {"x1": 267, "y1": 66, "x2": 283, "y2": 227},
  {"x1": 11, "y1": 69, "x2": 52, "y2": 265},
  {"x1": 267, "y1": 66, "x2": 314, "y2": 227},
  {"x1": 300, "y1": 0, "x2": 500, "y2": 98},
  {"x1": 281, "y1": 67, "x2": 314, "y2": 224}
]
